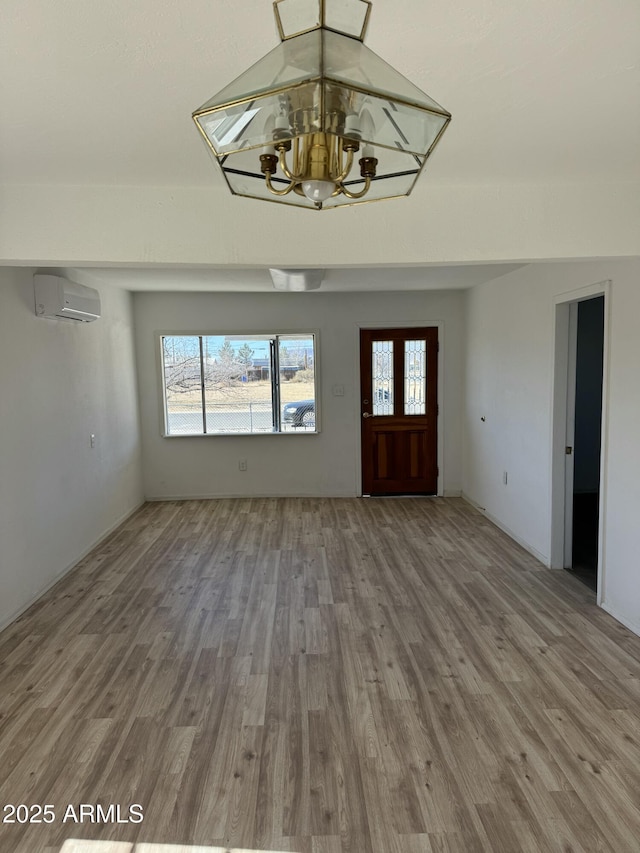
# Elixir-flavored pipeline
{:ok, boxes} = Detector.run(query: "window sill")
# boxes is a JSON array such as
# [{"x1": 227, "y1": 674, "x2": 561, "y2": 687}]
[{"x1": 161, "y1": 429, "x2": 319, "y2": 438}]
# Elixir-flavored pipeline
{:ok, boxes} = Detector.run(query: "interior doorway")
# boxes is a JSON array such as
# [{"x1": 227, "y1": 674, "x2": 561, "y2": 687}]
[
  {"x1": 567, "y1": 296, "x2": 605, "y2": 589},
  {"x1": 551, "y1": 284, "x2": 608, "y2": 597}
]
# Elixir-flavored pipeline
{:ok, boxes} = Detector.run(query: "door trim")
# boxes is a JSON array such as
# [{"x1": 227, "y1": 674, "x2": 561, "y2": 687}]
[
  {"x1": 354, "y1": 320, "x2": 444, "y2": 497},
  {"x1": 563, "y1": 302, "x2": 578, "y2": 568},
  {"x1": 550, "y1": 281, "x2": 610, "y2": 605}
]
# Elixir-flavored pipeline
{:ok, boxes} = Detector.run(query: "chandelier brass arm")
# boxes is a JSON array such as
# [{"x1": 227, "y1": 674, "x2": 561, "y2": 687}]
[
  {"x1": 340, "y1": 176, "x2": 371, "y2": 199},
  {"x1": 264, "y1": 173, "x2": 297, "y2": 196},
  {"x1": 332, "y1": 146, "x2": 355, "y2": 183},
  {"x1": 278, "y1": 138, "x2": 304, "y2": 181}
]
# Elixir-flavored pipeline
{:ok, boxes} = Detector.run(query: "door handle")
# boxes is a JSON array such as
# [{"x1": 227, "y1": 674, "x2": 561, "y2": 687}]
[{"x1": 362, "y1": 412, "x2": 372, "y2": 418}]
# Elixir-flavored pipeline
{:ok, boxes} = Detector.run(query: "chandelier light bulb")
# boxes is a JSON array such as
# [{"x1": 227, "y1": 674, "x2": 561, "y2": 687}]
[
  {"x1": 301, "y1": 179, "x2": 335, "y2": 203},
  {"x1": 344, "y1": 113, "x2": 361, "y2": 139},
  {"x1": 262, "y1": 115, "x2": 276, "y2": 155},
  {"x1": 359, "y1": 108, "x2": 374, "y2": 141}
]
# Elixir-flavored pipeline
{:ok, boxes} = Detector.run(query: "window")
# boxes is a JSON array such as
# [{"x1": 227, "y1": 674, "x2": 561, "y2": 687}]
[{"x1": 161, "y1": 333, "x2": 317, "y2": 435}]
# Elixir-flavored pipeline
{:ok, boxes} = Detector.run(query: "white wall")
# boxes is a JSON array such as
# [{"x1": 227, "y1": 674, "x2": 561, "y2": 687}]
[
  {"x1": 0, "y1": 269, "x2": 144, "y2": 630},
  {"x1": 134, "y1": 288, "x2": 465, "y2": 499},
  {"x1": 463, "y1": 258, "x2": 640, "y2": 634}
]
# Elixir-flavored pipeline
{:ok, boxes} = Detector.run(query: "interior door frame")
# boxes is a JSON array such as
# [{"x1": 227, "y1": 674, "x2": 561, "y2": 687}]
[
  {"x1": 563, "y1": 302, "x2": 578, "y2": 568},
  {"x1": 354, "y1": 320, "x2": 444, "y2": 497},
  {"x1": 550, "y1": 281, "x2": 610, "y2": 604}
]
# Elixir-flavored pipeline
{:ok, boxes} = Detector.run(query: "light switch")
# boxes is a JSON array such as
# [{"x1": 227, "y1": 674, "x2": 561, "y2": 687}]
[{"x1": 332, "y1": 384, "x2": 345, "y2": 397}]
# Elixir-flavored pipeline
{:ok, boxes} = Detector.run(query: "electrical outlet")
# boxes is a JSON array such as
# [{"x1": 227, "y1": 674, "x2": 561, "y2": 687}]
[
  {"x1": 90, "y1": 434, "x2": 96, "y2": 449},
  {"x1": 239, "y1": 458, "x2": 247, "y2": 472}
]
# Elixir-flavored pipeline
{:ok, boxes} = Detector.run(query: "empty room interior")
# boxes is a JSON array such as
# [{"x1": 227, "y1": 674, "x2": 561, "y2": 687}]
[{"x1": 1, "y1": 1, "x2": 639, "y2": 852}]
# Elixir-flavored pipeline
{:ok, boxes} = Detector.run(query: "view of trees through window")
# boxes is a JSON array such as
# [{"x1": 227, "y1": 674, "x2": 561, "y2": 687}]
[{"x1": 161, "y1": 334, "x2": 316, "y2": 434}]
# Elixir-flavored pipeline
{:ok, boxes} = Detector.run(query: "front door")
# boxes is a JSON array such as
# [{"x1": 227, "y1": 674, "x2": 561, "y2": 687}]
[{"x1": 360, "y1": 327, "x2": 438, "y2": 495}]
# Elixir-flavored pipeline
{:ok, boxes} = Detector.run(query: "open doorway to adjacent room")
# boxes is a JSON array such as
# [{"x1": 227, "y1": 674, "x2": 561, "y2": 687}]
[
  {"x1": 569, "y1": 296, "x2": 605, "y2": 589},
  {"x1": 551, "y1": 284, "x2": 608, "y2": 596}
]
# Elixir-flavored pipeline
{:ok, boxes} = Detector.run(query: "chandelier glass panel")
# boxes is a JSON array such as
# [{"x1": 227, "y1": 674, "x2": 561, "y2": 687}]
[{"x1": 193, "y1": 0, "x2": 451, "y2": 210}]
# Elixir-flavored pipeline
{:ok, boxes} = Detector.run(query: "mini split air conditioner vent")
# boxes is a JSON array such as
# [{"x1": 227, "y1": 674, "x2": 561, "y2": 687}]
[{"x1": 34, "y1": 274, "x2": 101, "y2": 322}]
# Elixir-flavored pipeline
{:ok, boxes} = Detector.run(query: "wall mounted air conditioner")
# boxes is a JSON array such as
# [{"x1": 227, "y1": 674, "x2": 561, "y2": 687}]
[{"x1": 34, "y1": 274, "x2": 101, "y2": 322}]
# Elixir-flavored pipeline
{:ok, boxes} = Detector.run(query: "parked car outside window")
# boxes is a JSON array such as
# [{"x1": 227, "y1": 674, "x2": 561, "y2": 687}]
[{"x1": 282, "y1": 399, "x2": 315, "y2": 428}]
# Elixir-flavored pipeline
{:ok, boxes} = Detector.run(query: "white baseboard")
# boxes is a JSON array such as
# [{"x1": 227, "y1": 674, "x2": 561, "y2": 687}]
[
  {"x1": 461, "y1": 492, "x2": 550, "y2": 566},
  {"x1": 0, "y1": 499, "x2": 145, "y2": 635},
  {"x1": 147, "y1": 491, "x2": 461, "y2": 501},
  {"x1": 145, "y1": 490, "x2": 357, "y2": 500},
  {"x1": 600, "y1": 601, "x2": 640, "y2": 638}
]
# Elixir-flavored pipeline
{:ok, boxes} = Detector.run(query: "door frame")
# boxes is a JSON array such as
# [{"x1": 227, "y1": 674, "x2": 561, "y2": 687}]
[
  {"x1": 354, "y1": 320, "x2": 444, "y2": 497},
  {"x1": 563, "y1": 302, "x2": 578, "y2": 568},
  {"x1": 550, "y1": 281, "x2": 610, "y2": 604}
]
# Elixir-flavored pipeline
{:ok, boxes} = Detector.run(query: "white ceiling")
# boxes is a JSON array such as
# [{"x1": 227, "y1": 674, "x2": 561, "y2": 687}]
[
  {"x1": 2, "y1": 0, "x2": 639, "y2": 288},
  {"x1": 3, "y1": 0, "x2": 638, "y2": 187}
]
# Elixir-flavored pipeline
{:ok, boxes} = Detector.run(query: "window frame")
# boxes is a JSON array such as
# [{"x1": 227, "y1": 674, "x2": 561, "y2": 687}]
[{"x1": 157, "y1": 330, "x2": 320, "y2": 437}]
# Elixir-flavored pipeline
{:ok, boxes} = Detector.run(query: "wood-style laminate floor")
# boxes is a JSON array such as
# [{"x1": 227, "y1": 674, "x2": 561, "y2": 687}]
[{"x1": 1, "y1": 498, "x2": 640, "y2": 853}]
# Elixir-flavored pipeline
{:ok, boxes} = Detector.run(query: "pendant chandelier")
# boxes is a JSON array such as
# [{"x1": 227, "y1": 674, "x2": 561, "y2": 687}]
[{"x1": 193, "y1": 0, "x2": 451, "y2": 210}]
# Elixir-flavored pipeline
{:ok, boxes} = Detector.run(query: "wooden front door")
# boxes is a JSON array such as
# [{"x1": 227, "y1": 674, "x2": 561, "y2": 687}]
[{"x1": 360, "y1": 327, "x2": 438, "y2": 495}]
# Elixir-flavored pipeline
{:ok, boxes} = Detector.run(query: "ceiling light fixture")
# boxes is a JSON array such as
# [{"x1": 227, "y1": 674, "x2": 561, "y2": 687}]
[
  {"x1": 269, "y1": 268, "x2": 325, "y2": 290},
  {"x1": 193, "y1": 0, "x2": 451, "y2": 210}
]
